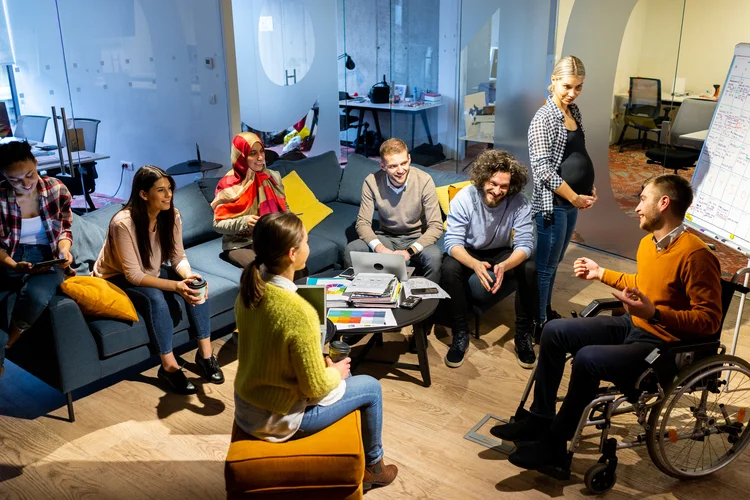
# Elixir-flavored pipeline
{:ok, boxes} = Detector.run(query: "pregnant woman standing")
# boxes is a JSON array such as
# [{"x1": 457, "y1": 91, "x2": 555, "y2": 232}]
[{"x1": 529, "y1": 55, "x2": 597, "y2": 332}]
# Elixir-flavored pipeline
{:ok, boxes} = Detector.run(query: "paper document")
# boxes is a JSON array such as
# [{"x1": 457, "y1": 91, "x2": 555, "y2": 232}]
[
  {"x1": 347, "y1": 273, "x2": 396, "y2": 296},
  {"x1": 327, "y1": 308, "x2": 397, "y2": 330},
  {"x1": 403, "y1": 277, "x2": 450, "y2": 300}
]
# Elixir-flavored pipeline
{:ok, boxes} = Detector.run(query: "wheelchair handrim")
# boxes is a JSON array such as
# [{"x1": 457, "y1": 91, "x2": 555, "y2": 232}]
[{"x1": 651, "y1": 358, "x2": 750, "y2": 478}]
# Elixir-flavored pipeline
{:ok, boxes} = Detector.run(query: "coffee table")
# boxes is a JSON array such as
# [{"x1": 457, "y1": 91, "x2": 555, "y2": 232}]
[{"x1": 297, "y1": 270, "x2": 438, "y2": 387}]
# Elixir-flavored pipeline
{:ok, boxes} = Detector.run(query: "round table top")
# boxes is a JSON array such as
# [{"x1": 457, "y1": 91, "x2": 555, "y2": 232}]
[
  {"x1": 296, "y1": 269, "x2": 439, "y2": 334},
  {"x1": 166, "y1": 160, "x2": 224, "y2": 176}
]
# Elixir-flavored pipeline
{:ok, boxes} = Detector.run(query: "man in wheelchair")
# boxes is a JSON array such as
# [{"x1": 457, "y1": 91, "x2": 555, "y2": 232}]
[{"x1": 491, "y1": 174, "x2": 723, "y2": 472}]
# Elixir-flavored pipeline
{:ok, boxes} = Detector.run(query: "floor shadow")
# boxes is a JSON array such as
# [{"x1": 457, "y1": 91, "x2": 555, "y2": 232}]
[{"x1": 0, "y1": 463, "x2": 24, "y2": 483}]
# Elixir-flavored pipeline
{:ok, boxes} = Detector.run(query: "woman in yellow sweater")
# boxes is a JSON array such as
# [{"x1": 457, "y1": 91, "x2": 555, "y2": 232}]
[{"x1": 234, "y1": 212, "x2": 398, "y2": 491}]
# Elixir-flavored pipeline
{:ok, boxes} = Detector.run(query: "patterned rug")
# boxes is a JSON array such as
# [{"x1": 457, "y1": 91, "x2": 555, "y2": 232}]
[
  {"x1": 71, "y1": 193, "x2": 124, "y2": 210},
  {"x1": 608, "y1": 146, "x2": 747, "y2": 277}
]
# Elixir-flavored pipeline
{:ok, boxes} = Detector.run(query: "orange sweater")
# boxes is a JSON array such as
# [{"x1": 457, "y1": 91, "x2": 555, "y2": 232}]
[{"x1": 601, "y1": 231, "x2": 722, "y2": 342}]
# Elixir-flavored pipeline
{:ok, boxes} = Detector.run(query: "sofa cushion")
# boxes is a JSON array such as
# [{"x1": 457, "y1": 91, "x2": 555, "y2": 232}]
[
  {"x1": 198, "y1": 177, "x2": 221, "y2": 205},
  {"x1": 309, "y1": 202, "x2": 365, "y2": 261},
  {"x1": 81, "y1": 201, "x2": 124, "y2": 229},
  {"x1": 305, "y1": 234, "x2": 339, "y2": 274},
  {"x1": 281, "y1": 170, "x2": 333, "y2": 232},
  {"x1": 271, "y1": 150, "x2": 342, "y2": 203},
  {"x1": 187, "y1": 238, "x2": 242, "y2": 283},
  {"x1": 338, "y1": 154, "x2": 380, "y2": 205},
  {"x1": 60, "y1": 276, "x2": 138, "y2": 322},
  {"x1": 70, "y1": 212, "x2": 108, "y2": 275},
  {"x1": 88, "y1": 315, "x2": 150, "y2": 358},
  {"x1": 425, "y1": 169, "x2": 469, "y2": 188},
  {"x1": 201, "y1": 272, "x2": 240, "y2": 317},
  {"x1": 173, "y1": 182, "x2": 217, "y2": 248}
]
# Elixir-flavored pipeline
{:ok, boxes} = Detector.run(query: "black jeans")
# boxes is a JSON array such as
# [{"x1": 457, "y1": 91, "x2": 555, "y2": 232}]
[
  {"x1": 531, "y1": 314, "x2": 664, "y2": 439},
  {"x1": 440, "y1": 247, "x2": 538, "y2": 335}
]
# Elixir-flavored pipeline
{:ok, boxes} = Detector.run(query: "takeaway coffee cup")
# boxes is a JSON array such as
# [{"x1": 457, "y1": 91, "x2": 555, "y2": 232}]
[
  {"x1": 328, "y1": 341, "x2": 351, "y2": 362},
  {"x1": 187, "y1": 277, "x2": 207, "y2": 304}
]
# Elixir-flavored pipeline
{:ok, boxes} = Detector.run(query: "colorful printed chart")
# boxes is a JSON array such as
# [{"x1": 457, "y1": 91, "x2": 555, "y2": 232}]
[{"x1": 326, "y1": 308, "x2": 397, "y2": 330}]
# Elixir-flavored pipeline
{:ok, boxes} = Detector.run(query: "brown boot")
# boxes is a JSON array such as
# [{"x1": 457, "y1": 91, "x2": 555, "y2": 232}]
[{"x1": 363, "y1": 457, "x2": 398, "y2": 490}]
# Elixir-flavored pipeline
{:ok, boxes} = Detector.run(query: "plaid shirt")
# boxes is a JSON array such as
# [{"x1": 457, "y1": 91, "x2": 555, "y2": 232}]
[
  {"x1": 528, "y1": 96, "x2": 584, "y2": 220},
  {"x1": 0, "y1": 176, "x2": 73, "y2": 258}
]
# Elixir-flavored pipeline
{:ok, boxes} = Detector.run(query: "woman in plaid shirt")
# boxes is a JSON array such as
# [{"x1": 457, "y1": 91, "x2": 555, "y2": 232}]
[
  {"x1": 528, "y1": 56, "x2": 597, "y2": 330},
  {"x1": 0, "y1": 141, "x2": 73, "y2": 378}
]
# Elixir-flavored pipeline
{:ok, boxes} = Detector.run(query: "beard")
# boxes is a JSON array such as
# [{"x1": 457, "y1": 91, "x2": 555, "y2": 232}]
[
  {"x1": 640, "y1": 210, "x2": 662, "y2": 232},
  {"x1": 484, "y1": 191, "x2": 504, "y2": 208}
]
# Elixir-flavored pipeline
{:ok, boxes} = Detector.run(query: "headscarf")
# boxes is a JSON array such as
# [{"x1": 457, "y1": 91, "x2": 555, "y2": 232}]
[{"x1": 211, "y1": 132, "x2": 287, "y2": 221}]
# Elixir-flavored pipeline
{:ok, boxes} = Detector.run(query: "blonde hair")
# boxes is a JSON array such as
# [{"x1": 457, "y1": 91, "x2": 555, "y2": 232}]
[
  {"x1": 548, "y1": 56, "x2": 586, "y2": 92},
  {"x1": 379, "y1": 138, "x2": 408, "y2": 159}
]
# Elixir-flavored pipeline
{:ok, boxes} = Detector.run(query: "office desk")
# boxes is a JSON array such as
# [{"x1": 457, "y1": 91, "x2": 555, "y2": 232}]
[
  {"x1": 32, "y1": 146, "x2": 109, "y2": 170},
  {"x1": 339, "y1": 99, "x2": 442, "y2": 154},
  {"x1": 614, "y1": 92, "x2": 692, "y2": 105},
  {"x1": 678, "y1": 129, "x2": 708, "y2": 149}
]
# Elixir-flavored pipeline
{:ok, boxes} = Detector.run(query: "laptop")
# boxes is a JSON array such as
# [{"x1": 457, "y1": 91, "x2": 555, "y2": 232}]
[
  {"x1": 296, "y1": 285, "x2": 328, "y2": 349},
  {"x1": 350, "y1": 251, "x2": 408, "y2": 282}
]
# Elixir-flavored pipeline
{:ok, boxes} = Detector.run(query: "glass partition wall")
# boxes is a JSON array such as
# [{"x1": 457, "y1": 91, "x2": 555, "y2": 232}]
[{"x1": 5, "y1": 0, "x2": 233, "y2": 208}]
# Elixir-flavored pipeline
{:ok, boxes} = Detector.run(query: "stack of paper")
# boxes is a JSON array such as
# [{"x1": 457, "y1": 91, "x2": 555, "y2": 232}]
[{"x1": 349, "y1": 275, "x2": 401, "y2": 309}]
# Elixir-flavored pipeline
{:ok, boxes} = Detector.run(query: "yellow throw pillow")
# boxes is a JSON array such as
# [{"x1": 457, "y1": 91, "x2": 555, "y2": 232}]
[
  {"x1": 60, "y1": 276, "x2": 138, "y2": 322},
  {"x1": 282, "y1": 170, "x2": 334, "y2": 232},
  {"x1": 437, "y1": 180, "x2": 472, "y2": 230}
]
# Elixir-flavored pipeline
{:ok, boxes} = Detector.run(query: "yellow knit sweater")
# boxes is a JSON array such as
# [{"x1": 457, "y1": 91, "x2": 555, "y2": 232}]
[{"x1": 234, "y1": 283, "x2": 341, "y2": 415}]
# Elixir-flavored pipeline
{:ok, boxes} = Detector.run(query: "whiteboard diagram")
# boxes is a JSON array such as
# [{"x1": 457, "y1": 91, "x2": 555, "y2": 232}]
[{"x1": 689, "y1": 43, "x2": 750, "y2": 256}]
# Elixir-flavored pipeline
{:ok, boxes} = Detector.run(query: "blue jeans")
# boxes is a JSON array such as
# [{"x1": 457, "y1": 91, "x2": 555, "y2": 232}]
[
  {"x1": 107, "y1": 268, "x2": 211, "y2": 355},
  {"x1": 294, "y1": 374, "x2": 384, "y2": 465},
  {"x1": 0, "y1": 244, "x2": 64, "y2": 368},
  {"x1": 535, "y1": 205, "x2": 578, "y2": 323}
]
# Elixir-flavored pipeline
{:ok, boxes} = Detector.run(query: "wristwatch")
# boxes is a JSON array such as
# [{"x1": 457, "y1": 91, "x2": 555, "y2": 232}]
[
  {"x1": 406, "y1": 246, "x2": 418, "y2": 257},
  {"x1": 648, "y1": 308, "x2": 661, "y2": 325}
]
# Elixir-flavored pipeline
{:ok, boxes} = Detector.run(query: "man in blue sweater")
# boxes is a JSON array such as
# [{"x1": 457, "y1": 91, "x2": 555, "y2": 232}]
[{"x1": 442, "y1": 150, "x2": 538, "y2": 369}]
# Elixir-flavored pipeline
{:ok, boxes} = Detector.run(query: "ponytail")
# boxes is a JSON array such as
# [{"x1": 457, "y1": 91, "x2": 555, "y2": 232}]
[
  {"x1": 240, "y1": 258, "x2": 266, "y2": 308},
  {"x1": 238, "y1": 212, "x2": 306, "y2": 309}
]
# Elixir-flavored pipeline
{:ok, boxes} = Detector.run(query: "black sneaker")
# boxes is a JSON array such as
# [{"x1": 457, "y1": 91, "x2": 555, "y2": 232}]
[
  {"x1": 158, "y1": 366, "x2": 197, "y2": 395},
  {"x1": 195, "y1": 351, "x2": 225, "y2": 384},
  {"x1": 508, "y1": 438, "x2": 567, "y2": 470},
  {"x1": 546, "y1": 306, "x2": 562, "y2": 321},
  {"x1": 444, "y1": 331, "x2": 469, "y2": 368},
  {"x1": 490, "y1": 413, "x2": 552, "y2": 442},
  {"x1": 533, "y1": 322, "x2": 544, "y2": 345},
  {"x1": 515, "y1": 333, "x2": 536, "y2": 369}
]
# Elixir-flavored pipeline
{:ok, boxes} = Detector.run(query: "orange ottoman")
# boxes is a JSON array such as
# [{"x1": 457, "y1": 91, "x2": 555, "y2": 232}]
[{"x1": 225, "y1": 410, "x2": 365, "y2": 500}]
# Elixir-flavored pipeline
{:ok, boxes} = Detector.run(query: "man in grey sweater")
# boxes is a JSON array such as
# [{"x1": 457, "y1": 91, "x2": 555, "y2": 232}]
[
  {"x1": 344, "y1": 138, "x2": 443, "y2": 282},
  {"x1": 442, "y1": 150, "x2": 538, "y2": 369}
]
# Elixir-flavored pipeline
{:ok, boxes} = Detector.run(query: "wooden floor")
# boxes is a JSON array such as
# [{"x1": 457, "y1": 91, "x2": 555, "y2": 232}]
[{"x1": 2, "y1": 244, "x2": 750, "y2": 499}]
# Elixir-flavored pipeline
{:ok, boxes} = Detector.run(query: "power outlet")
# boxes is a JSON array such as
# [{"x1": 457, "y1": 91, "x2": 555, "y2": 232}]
[{"x1": 121, "y1": 161, "x2": 135, "y2": 171}]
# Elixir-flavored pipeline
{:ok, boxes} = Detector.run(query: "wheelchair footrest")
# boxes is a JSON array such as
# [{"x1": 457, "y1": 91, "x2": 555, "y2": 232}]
[
  {"x1": 538, "y1": 451, "x2": 573, "y2": 481},
  {"x1": 539, "y1": 464, "x2": 571, "y2": 481}
]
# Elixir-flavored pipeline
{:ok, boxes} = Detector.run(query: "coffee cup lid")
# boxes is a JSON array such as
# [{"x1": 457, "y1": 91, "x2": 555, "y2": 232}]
[{"x1": 188, "y1": 278, "x2": 207, "y2": 289}]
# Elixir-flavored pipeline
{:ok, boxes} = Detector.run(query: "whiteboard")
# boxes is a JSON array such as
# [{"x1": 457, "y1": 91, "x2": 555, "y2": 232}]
[{"x1": 688, "y1": 43, "x2": 750, "y2": 257}]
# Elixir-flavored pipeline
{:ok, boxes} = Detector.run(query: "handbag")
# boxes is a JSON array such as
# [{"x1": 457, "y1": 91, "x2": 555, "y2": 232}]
[{"x1": 368, "y1": 75, "x2": 390, "y2": 104}]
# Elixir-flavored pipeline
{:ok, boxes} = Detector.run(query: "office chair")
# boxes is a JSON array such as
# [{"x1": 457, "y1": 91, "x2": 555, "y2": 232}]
[
  {"x1": 14, "y1": 115, "x2": 50, "y2": 142},
  {"x1": 645, "y1": 98, "x2": 717, "y2": 174},
  {"x1": 54, "y1": 117, "x2": 101, "y2": 212},
  {"x1": 618, "y1": 77, "x2": 667, "y2": 151}
]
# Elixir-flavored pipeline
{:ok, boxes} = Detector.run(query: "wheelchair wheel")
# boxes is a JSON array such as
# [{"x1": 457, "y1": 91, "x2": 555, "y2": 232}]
[
  {"x1": 646, "y1": 355, "x2": 750, "y2": 479},
  {"x1": 584, "y1": 463, "x2": 617, "y2": 494}
]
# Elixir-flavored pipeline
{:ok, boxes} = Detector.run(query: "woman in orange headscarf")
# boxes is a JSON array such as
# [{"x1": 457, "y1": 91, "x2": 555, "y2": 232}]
[{"x1": 212, "y1": 132, "x2": 289, "y2": 268}]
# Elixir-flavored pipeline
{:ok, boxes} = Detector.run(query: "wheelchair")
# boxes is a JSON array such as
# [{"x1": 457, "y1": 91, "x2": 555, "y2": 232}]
[{"x1": 508, "y1": 270, "x2": 750, "y2": 494}]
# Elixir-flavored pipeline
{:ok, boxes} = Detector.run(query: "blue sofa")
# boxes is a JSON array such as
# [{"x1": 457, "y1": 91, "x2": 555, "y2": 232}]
[{"x1": 3, "y1": 152, "x2": 467, "y2": 421}]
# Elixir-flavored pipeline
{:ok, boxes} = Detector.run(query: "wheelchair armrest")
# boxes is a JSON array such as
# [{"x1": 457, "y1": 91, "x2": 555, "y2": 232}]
[
  {"x1": 662, "y1": 340, "x2": 721, "y2": 355},
  {"x1": 579, "y1": 298, "x2": 624, "y2": 318}
]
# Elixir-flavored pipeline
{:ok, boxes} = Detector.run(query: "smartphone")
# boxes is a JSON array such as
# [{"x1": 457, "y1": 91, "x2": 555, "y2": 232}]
[
  {"x1": 411, "y1": 287, "x2": 438, "y2": 295},
  {"x1": 336, "y1": 267, "x2": 355, "y2": 279},
  {"x1": 401, "y1": 295, "x2": 422, "y2": 309},
  {"x1": 32, "y1": 258, "x2": 68, "y2": 269}
]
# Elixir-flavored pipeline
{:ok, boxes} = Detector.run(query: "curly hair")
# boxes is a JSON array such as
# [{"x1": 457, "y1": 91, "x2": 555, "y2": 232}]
[{"x1": 469, "y1": 149, "x2": 528, "y2": 197}]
